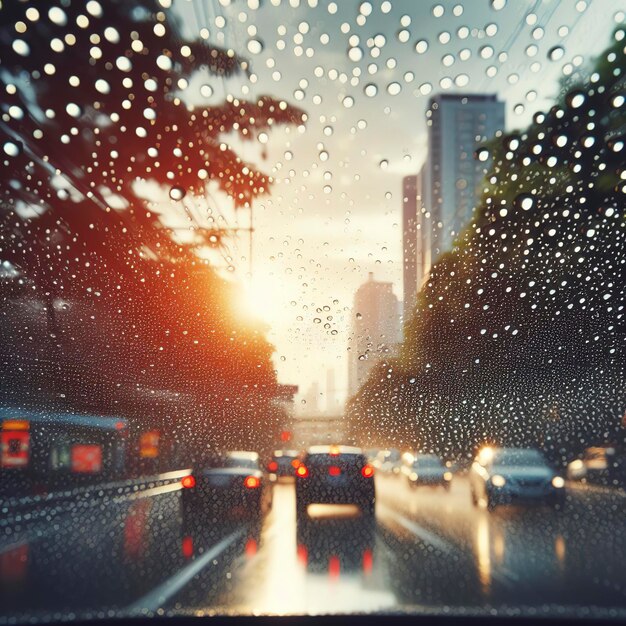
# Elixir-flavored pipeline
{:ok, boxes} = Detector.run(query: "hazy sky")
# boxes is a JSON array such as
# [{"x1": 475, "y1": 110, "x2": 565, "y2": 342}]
[{"x1": 172, "y1": 0, "x2": 623, "y2": 410}]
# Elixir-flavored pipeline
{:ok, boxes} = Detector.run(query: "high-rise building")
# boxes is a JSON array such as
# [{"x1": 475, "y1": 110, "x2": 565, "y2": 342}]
[
  {"x1": 347, "y1": 273, "x2": 400, "y2": 399},
  {"x1": 402, "y1": 175, "x2": 418, "y2": 324},
  {"x1": 403, "y1": 169, "x2": 433, "y2": 325},
  {"x1": 425, "y1": 93, "x2": 505, "y2": 272}
]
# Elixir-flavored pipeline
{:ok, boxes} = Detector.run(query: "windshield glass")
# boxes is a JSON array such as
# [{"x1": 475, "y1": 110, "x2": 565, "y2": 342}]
[{"x1": 1, "y1": 0, "x2": 625, "y2": 622}]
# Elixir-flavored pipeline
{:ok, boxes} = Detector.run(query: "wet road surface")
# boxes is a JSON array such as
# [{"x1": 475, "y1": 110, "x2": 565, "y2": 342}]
[{"x1": 1, "y1": 474, "x2": 625, "y2": 620}]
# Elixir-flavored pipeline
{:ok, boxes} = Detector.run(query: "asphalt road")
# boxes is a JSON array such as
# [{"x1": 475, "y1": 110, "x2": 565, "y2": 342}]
[{"x1": 1, "y1": 473, "x2": 625, "y2": 621}]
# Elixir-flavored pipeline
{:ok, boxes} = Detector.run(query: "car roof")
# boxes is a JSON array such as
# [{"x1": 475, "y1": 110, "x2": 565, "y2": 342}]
[
  {"x1": 306, "y1": 445, "x2": 363, "y2": 456},
  {"x1": 227, "y1": 450, "x2": 259, "y2": 460}
]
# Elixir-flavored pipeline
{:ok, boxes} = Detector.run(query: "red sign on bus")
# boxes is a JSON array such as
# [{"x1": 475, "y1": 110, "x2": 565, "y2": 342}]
[
  {"x1": 1, "y1": 431, "x2": 30, "y2": 468},
  {"x1": 71, "y1": 444, "x2": 102, "y2": 473}
]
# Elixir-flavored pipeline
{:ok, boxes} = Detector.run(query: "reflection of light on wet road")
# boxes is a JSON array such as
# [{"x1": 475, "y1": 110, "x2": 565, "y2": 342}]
[
  {"x1": 307, "y1": 504, "x2": 360, "y2": 519},
  {"x1": 494, "y1": 527, "x2": 505, "y2": 566},
  {"x1": 229, "y1": 484, "x2": 396, "y2": 614},
  {"x1": 0, "y1": 541, "x2": 29, "y2": 585},
  {"x1": 475, "y1": 513, "x2": 492, "y2": 595},
  {"x1": 555, "y1": 534, "x2": 566, "y2": 570}
]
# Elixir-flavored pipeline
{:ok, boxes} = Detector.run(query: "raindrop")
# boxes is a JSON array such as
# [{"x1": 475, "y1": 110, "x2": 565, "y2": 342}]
[
  {"x1": 48, "y1": 6, "x2": 67, "y2": 25},
  {"x1": 95, "y1": 79, "x2": 110, "y2": 94},
  {"x1": 66, "y1": 103, "x2": 82, "y2": 118},
  {"x1": 169, "y1": 186, "x2": 186, "y2": 201},
  {"x1": 342, "y1": 95, "x2": 354, "y2": 108},
  {"x1": 415, "y1": 40, "x2": 429, "y2": 54},
  {"x1": 3, "y1": 141, "x2": 21, "y2": 157},
  {"x1": 364, "y1": 83, "x2": 378, "y2": 97},
  {"x1": 387, "y1": 82, "x2": 401, "y2": 95},
  {"x1": 247, "y1": 39, "x2": 263, "y2": 54},
  {"x1": 476, "y1": 148, "x2": 490, "y2": 162},
  {"x1": 359, "y1": 2, "x2": 372, "y2": 17},
  {"x1": 12, "y1": 40, "x2": 30, "y2": 56},
  {"x1": 348, "y1": 47, "x2": 363, "y2": 62},
  {"x1": 548, "y1": 46, "x2": 565, "y2": 61},
  {"x1": 379, "y1": 159, "x2": 389, "y2": 170},
  {"x1": 397, "y1": 30, "x2": 410, "y2": 43},
  {"x1": 516, "y1": 194, "x2": 534, "y2": 211},
  {"x1": 200, "y1": 84, "x2": 214, "y2": 98},
  {"x1": 567, "y1": 91, "x2": 586, "y2": 108}
]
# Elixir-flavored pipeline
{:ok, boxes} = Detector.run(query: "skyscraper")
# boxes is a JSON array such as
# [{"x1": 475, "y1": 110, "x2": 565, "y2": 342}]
[
  {"x1": 425, "y1": 93, "x2": 505, "y2": 272},
  {"x1": 348, "y1": 273, "x2": 400, "y2": 399},
  {"x1": 403, "y1": 169, "x2": 432, "y2": 325},
  {"x1": 403, "y1": 94, "x2": 505, "y2": 303},
  {"x1": 402, "y1": 175, "x2": 418, "y2": 324}
]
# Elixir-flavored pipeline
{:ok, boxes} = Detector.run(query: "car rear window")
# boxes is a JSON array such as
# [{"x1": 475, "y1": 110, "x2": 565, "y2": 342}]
[
  {"x1": 493, "y1": 449, "x2": 546, "y2": 466},
  {"x1": 306, "y1": 453, "x2": 366, "y2": 468}
]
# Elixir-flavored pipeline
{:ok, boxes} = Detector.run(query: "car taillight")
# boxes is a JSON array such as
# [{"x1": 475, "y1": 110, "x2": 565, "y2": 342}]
[
  {"x1": 296, "y1": 464, "x2": 309, "y2": 478},
  {"x1": 244, "y1": 475, "x2": 260, "y2": 489},
  {"x1": 268, "y1": 461, "x2": 278, "y2": 472},
  {"x1": 328, "y1": 465, "x2": 341, "y2": 476},
  {"x1": 361, "y1": 465, "x2": 374, "y2": 478},
  {"x1": 181, "y1": 475, "x2": 196, "y2": 489}
]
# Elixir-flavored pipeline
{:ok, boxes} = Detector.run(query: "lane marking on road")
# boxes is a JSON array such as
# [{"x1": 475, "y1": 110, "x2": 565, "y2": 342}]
[
  {"x1": 1, "y1": 482, "x2": 183, "y2": 530},
  {"x1": 566, "y1": 482, "x2": 626, "y2": 499},
  {"x1": 122, "y1": 482, "x2": 182, "y2": 501},
  {"x1": 127, "y1": 527, "x2": 246, "y2": 613},
  {"x1": 377, "y1": 504, "x2": 519, "y2": 590},
  {"x1": 378, "y1": 503, "x2": 455, "y2": 553}
]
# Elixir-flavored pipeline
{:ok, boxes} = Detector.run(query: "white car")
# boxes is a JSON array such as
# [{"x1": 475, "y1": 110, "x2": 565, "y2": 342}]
[{"x1": 469, "y1": 447, "x2": 566, "y2": 510}]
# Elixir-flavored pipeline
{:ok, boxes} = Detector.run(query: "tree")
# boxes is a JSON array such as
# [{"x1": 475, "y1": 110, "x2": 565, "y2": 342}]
[
  {"x1": 350, "y1": 29, "x2": 626, "y2": 463},
  {"x1": 0, "y1": 0, "x2": 304, "y2": 451}
]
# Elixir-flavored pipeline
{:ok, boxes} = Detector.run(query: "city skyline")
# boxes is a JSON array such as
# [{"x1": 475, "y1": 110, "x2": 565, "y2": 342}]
[{"x1": 171, "y1": 0, "x2": 621, "y2": 408}]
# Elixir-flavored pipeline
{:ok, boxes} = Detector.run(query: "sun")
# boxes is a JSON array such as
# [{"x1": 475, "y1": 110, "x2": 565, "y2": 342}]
[{"x1": 238, "y1": 276, "x2": 286, "y2": 327}]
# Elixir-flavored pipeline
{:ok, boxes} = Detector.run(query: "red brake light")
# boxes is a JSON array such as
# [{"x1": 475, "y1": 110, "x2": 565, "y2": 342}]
[
  {"x1": 268, "y1": 461, "x2": 278, "y2": 472},
  {"x1": 182, "y1": 536, "x2": 193, "y2": 558},
  {"x1": 296, "y1": 464, "x2": 309, "y2": 478},
  {"x1": 244, "y1": 475, "x2": 260, "y2": 489},
  {"x1": 181, "y1": 475, "x2": 196, "y2": 489},
  {"x1": 361, "y1": 465, "x2": 374, "y2": 478},
  {"x1": 328, "y1": 465, "x2": 341, "y2": 476}
]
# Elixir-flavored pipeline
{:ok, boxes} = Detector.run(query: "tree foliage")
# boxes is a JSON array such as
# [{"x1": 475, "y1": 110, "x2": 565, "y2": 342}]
[
  {"x1": 349, "y1": 30, "x2": 626, "y2": 463},
  {"x1": 0, "y1": 0, "x2": 304, "y2": 451}
]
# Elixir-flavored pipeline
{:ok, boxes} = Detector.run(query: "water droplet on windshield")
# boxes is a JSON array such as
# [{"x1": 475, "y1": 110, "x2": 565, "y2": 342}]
[
  {"x1": 548, "y1": 45, "x2": 565, "y2": 61},
  {"x1": 169, "y1": 186, "x2": 186, "y2": 201},
  {"x1": 247, "y1": 39, "x2": 263, "y2": 54}
]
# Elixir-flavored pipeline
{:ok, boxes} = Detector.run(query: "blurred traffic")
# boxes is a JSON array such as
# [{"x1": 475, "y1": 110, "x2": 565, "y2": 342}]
[{"x1": 2, "y1": 415, "x2": 626, "y2": 619}]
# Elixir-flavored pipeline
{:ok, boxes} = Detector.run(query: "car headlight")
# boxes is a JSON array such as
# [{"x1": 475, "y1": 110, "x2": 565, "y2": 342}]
[
  {"x1": 491, "y1": 474, "x2": 506, "y2": 487},
  {"x1": 443, "y1": 471, "x2": 453, "y2": 481},
  {"x1": 551, "y1": 476, "x2": 565, "y2": 488}
]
